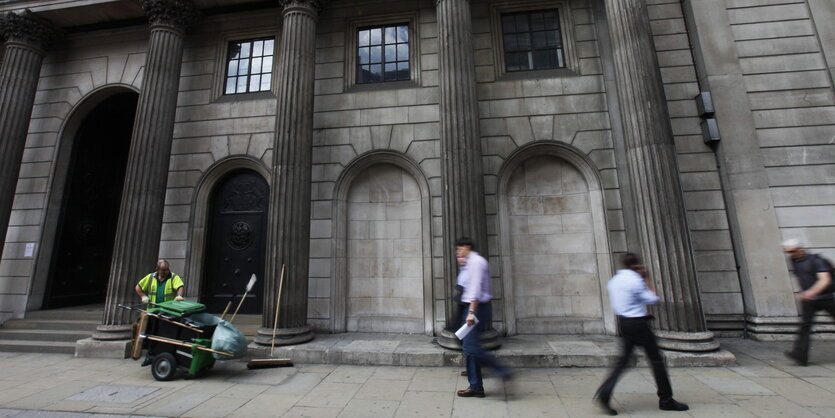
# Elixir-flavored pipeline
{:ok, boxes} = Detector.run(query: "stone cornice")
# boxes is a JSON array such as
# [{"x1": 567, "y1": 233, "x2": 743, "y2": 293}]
[
  {"x1": 279, "y1": 0, "x2": 326, "y2": 13},
  {"x1": 0, "y1": 9, "x2": 58, "y2": 50},
  {"x1": 142, "y1": 0, "x2": 199, "y2": 29}
]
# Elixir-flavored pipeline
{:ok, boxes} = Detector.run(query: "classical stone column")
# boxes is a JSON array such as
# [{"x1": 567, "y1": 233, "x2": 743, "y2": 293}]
[
  {"x1": 94, "y1": 0, "x2": 198, "y2": 341},
  {"x1": 434, "y1": 0, "x2": 496, "y2": 350},
  {"x1": 254, "y1": 0, "x2": 321, "y2": 347},
  {"x1": 604, "y1": 0, "x2": 717, "y2": 351},
  {"x1": 0, "y1": 11, "x2": 57, "y2": 263}
]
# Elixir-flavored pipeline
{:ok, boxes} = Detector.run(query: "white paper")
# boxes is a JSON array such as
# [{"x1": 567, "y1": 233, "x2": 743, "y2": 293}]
[
  {"x1": 454, "y1": 316, "x2": 479, "y2": 340},
  {"x1": 24, "y1": 243, "x2": 35, "y2": 257}
]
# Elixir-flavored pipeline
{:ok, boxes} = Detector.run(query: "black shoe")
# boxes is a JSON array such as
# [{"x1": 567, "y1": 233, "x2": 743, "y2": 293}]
[
  {"x1": 594, "y1": 393, "x2": 617, "y2": 416},
  {"x1": 784, "y1": 350, "x2": 808, "y2": 366},
  {"x1": 659, "y1": 399, "x2": 689, "y2": 411}
]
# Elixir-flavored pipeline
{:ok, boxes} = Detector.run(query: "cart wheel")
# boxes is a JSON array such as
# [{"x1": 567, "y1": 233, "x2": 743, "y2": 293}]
[{"x1": 151, "y1": 353, "x2": 178, "y2": 381}]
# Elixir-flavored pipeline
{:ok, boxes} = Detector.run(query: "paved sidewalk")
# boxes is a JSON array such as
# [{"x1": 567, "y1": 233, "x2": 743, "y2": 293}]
[{"x1": 0, "y1": 338, "x2": 834, "y2": 417}]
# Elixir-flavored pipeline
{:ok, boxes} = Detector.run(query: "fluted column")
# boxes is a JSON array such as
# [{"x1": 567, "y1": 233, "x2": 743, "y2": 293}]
[
  {"x1": 605, "y1": 0, "x2": 716, "y2": 351},
  {"x1": 254, "y1": 0, "x2": 321, "y2": 347},
  {"x1": 435, "y1": 0, "x2": 496, "y2": 350},
  {"x1": 96, "y1": 0, "x2": 198, "y2": 339},
  {"x1": 0, "y1": 11, "x2": 57, "y2": 263}
]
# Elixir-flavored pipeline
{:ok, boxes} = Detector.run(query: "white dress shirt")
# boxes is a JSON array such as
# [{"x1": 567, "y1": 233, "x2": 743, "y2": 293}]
[
  {"x1": 460, "y1": 251, "x2": 492, "y2": 303},
  {"x1": 607, "y1": 268, "x2": 659, "y2": 318}
]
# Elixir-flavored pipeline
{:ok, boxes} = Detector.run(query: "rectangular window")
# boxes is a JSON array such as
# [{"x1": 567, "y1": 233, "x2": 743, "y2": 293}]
[
  {"x1": 224, "y1": 38, "x2": 275, "y2": 95},
  {"x1": 501, "y1": 9, "x2": 565, "y2": 72},
  {"x1": 356, "y1": 24, "x2": 410, "y2": 84}
]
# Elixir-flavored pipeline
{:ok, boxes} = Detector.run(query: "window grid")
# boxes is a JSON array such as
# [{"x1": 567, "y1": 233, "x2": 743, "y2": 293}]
[
  {"x1": 357, "y1": 24, "x2": 410, "y2": 84},
  {"x1": 225, "y1": 38, "x2": 275, "y2": 95},
  {"x1": 501, "y1": 10, "x2": 565, "y2": 72}
]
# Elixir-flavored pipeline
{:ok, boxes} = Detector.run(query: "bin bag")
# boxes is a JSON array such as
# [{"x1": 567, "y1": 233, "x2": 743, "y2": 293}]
[{"x1": 188, "y1": 313, "x2": 248, "y2": 360}]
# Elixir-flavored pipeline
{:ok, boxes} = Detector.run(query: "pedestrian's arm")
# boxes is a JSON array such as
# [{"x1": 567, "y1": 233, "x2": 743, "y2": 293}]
[
  {"x1": 134, "y1": 284, "x2": 145, "y2": 298},
  {"x1": 801, "y1": 271, "x2": 832, "y2": 301}
]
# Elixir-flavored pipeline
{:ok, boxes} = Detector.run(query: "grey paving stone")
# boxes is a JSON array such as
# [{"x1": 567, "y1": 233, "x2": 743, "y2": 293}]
[{"x1": 65, "y1": 385, "x2": 159, "y2": 404}]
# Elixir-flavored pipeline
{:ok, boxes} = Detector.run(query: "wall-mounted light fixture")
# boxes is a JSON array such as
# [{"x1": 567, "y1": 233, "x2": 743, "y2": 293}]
[{"x1": 695, "y1": 92, "x2": 720, "y2": 144}]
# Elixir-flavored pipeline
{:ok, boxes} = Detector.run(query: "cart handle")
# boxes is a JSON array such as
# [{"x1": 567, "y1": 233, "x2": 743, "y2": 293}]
[
  {"x1": 142, "y1": 334, "x2": 235, "y2": 357},
  {"x1": 118, "y1": 304, "x2": 204, "y2": 334}
]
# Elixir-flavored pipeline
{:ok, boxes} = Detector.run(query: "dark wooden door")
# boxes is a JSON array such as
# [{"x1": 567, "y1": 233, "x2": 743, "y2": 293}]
[
  {"x1": 45, "y1": 92, "x2": 136, "y2": 308},
  {"x1": 203, "y1": 170, "x2": 268, "y2": 314}
]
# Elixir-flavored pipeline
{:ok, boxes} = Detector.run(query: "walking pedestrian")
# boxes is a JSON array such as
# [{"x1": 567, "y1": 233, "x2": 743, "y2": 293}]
[
  {"x1": 454, "y1": 237, "x2": 512, "y2": 398},
  {"x1": 595, "y1": 252, "x2": 688, "y2": 415},
  {"x1": 782, "y1": 238, "x2": 835, "y2": 366}
]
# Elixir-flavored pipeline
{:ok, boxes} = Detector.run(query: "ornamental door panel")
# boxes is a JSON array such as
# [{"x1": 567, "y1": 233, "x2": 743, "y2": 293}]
[
  {"x1": 45, "y1": 92, "x2": 136, "y2": 309},
  {"x1": 203, "y1": 170, "x2": 267, "y2": 314}
]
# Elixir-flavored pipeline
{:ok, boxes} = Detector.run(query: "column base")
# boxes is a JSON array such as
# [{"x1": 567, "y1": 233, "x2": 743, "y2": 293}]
[
  {"x1": 92, "y1": 324, "x2": 133, "y2": 340},
  {"x1": 75, "y1": 337, "x2": 131, "y2": 358},
  {"x1": 655, "y1": 330, "x2": 719, "y2": 352},
  {"x1": 746, "y1": 315, "x2": 835, "y2": 341},
  {"x1": 436, "y1": 328, "x2": 501, "y2": 351},
  {"x1": 254, "y1": 325, "x2": 315, "y2": 347}
]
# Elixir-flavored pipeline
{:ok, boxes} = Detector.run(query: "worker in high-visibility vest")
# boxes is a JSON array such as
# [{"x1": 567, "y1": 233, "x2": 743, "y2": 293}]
[{"x1": 135, "y1": 259, "x2": 185, "y2": 304}]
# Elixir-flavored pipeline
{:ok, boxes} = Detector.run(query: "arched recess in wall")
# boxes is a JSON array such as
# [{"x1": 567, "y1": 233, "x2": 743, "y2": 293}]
[
  {"x1": 28, "y1": 85, "x2": 139, "y2": 311},
  {"x1": 332, "y1": 151, "x2": 433, "y2": 335},
  {"x1": 497, "y1": 142, "x2": 615, "y2": 336},
  {"x1": 185, "y1": 156, "x2": 270, "y2": 309}
]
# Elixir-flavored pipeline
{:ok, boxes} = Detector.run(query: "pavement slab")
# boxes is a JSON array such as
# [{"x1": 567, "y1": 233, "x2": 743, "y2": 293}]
[{"x1": 0, "y1": 337, "x2": 835, "y2": 416}]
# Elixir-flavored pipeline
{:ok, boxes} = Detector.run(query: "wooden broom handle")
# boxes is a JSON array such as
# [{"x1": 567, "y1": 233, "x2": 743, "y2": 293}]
[{"x1": 271, "y1": 264, "x2": 285, "y2": 355}]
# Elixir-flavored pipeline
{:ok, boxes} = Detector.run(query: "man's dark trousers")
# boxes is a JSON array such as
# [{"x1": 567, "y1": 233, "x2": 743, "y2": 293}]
[
  {"x1": 793, "y1": 298, "x2": 835, "y2": 362},
  {"x1": 462, "y1": 303, "x2": 508, "y2": 391},
  {"x1": 597, "y1": 316, "x2": 673, "y2": 403}
]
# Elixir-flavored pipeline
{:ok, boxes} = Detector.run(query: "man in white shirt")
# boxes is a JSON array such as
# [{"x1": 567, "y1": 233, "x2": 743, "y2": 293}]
[
  {"x1": 455, "y1": 237, "x2": 511, "y2": 398},
  {"x1": 594, "y1": 253, "x2": 688, "y2": 415}
]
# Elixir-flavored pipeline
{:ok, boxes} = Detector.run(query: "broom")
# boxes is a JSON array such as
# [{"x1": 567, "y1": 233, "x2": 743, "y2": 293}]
[
  {"x1": 247, "y1": 264, "x2": 293, "y2": 369},
  {"x1": 229, "y1": 273, "x2": 257, "y2": 323}
]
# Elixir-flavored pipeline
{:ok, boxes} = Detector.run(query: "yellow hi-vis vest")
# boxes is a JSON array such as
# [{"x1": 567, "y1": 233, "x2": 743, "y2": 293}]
[{"x1": 137, "y1": 272, "x2": 184, "y2": 304}]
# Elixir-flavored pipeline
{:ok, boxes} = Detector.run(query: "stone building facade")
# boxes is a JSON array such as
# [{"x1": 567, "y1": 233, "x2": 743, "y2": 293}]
[{"x1": 0, "y1": 0, "x2": 833, "y2": 353}]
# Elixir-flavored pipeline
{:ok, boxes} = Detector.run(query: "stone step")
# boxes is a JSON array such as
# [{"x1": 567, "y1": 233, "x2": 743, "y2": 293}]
[
  {"x1": 0, "y1": 329, "x2": 91, "y2": 342},
  {"x1": 1, "y1": 319, "x2": 100, "y2": 332},
  {"x1": 0, "y1": 339, "x2": 77, "y2": 354},
  {"x1": 24, "y1": 305, "x2": 104, "y2": 321},
  {"x1": 255, "y1": 333, "x2": 737, "y2": 368}
]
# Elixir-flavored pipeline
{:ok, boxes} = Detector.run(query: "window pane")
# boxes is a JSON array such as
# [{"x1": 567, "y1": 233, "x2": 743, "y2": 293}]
[
  {"x1": 506, "y1": 52, "x2": 529, "y2": 71},
  {"x1": 225, "y1": 78, "x2": 236, "y2": 94},
  {"x1": 397, "y1": 44, "x2": 409, "y2": 61},
  {"x1": 358, "y1": 65, "x2": 370, "y2": 83},
  {"x1": 253, "y1": 40, "x2": 263, "y2": 57},
  {"x1": 369, "y1": 64, "x2": 382, "y2": 82},
  {"x1": 236, "y1": 77, "x2": 247, "y2": 93},
  {"x1": 557, "y1": 49, "x2": 564, "y2": 68},
  {"x1": 385, "y1": 26, "x2": 397, "y2": 44},
  {"x1": 370, "y1": 46, "x2": 382, "y2": 63},
  {"x1": 503, "y1": 34, "x2": 518, "y2": 51},
  {"x1": 260, "y1": 73, "x2": 272, "y2": 90},
  {"x1": 249, "y1": 74, "x2": 261, "y2": 91},
  {"x1": 262, "y1": 56, "x2": 273, "y2": 73},
  {"x1": 370, "y1": 28, "x2": 382, "y2": 45},
  {"x1": 384, "y1": 63, "x2": 397, "y2": 81},
  {"x1": 515, "y1": 14, "x2": 529, "y2": 32},
  {"x1": 240, "y1": 42, "x2": 251, "y2": 58},
  {"x1": 547, "y1": 30, "x2": 561, "y2": 48},
  {"x1": 238, "y1": 59, "x2": 250, "y2": 76},
  {"x1": 397, "y1": 25, "x2": 409, "y2": 43},
  {"x1": 227, "y1": 60, "x2": 238, "y2": 77},
  {"x1": 516, "y1": 34, "x2": 531, "y2": 51},
  {"x1": 358, "y1": 47, "x2": 369, "y2": 64},
  {"x1": 532, "y1": 31, "x2": 546, "y2": 49},
  {"x1": 544, "y1": 11, "x2": 559, "y2": 29},
  {"x1": 385, "y1": 45, "x2": 396, "y2": 62},
  {"x1": 502, "y1": 15, "x2": 515, "y2": 33},
  {"x1": 264, "y1": 39, "x2": 274, "y2": 55},
  {"x1": 229, "y1": 44, "x2": 241, "y2": 60},
  {"x1": 530, "y1": 13, "x2": 545, "y2": 31},
  {"x1": 252, "y1": 57, "x2": 263, "y2": 74},
  {"x1": 397, "y1": 61, "x2": 409, "y2": 79},
  {"x1": 358, "y1": 30, "x2": 370, "y2": 46}
]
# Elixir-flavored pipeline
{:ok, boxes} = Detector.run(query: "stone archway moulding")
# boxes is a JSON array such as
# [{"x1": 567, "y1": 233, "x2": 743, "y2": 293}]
[
  {"x1": 496, "y1": 141, "x2": 615, "y2": 336},
  {"x1": 331, "y1": 150, "x2": 435, "y2": 335},
  {"x1": 185, "y1": 156, "x2": 270, "y2": 302},
  {"x1": 27, "y1": 84, "x2": 140, "y2": 312}
]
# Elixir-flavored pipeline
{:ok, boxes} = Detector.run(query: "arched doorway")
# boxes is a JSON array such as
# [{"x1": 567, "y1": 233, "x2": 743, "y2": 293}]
[
  {"x1": 202, "y1": 169, "x2": 268, "y2": 314},
  {"x1": 44, "y1": 92, "x2": 137, "y2": 308}
]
